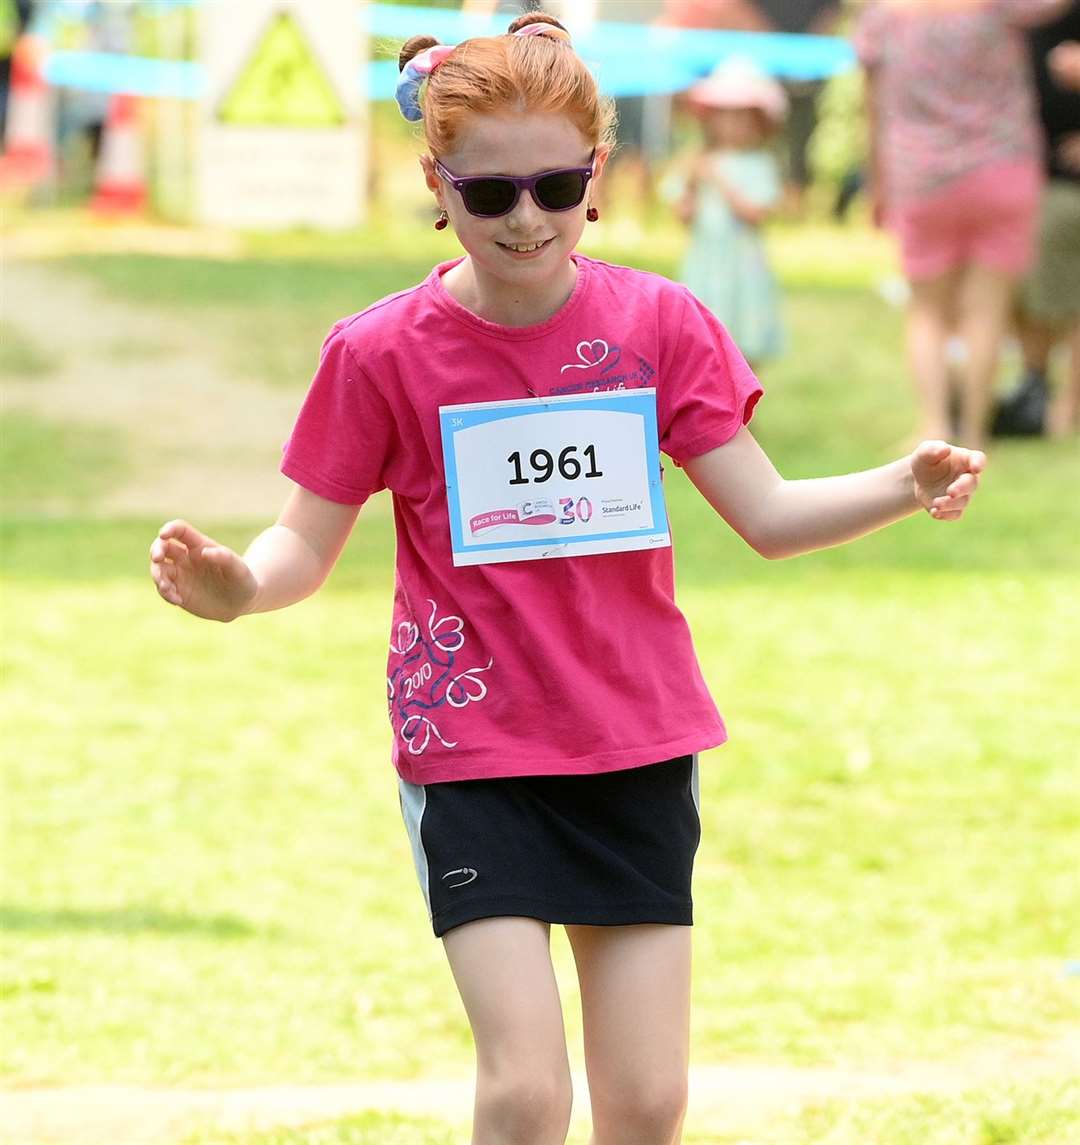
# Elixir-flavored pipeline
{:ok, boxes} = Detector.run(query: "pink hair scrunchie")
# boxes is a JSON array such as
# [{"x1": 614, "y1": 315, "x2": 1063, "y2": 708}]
[
  {"x1": 513, "y1": 22, "x2": 572, "y2": 44},
  {"x1": 396, "y1": 44, "x2": 456, "y2": 122},
  {"x1": 395, "y1": 22, "x2": 573, "y2": 122}
]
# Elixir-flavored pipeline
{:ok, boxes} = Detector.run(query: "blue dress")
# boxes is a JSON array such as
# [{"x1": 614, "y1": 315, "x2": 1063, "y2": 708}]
[{"x1": 679, "y1": 149, "x2": 784, "y2": 363}]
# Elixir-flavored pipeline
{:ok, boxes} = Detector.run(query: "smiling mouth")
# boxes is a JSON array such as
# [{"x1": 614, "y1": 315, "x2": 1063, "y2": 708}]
[{"x1": 496, "y1": 238, "x2": 554, "y2": 253}]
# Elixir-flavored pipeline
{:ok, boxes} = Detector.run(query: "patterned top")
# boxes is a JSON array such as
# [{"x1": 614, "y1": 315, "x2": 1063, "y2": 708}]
[{"x1": 854, "y1": 0, "x2": 1054, "y2": 204}]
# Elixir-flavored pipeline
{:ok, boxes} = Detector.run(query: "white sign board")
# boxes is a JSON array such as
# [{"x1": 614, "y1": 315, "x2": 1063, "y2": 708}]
[{"x1": 198, "y1": 0, "x2": 366, "y2": 229}]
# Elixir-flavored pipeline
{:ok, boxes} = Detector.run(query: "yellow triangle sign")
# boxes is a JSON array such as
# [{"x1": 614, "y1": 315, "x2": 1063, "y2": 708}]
[{"x1": 218, "y1": 11, "x2": 346, "y2": 127}]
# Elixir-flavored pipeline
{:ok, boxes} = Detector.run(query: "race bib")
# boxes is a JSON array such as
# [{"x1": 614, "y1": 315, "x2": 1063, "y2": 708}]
[{"x1": 439, "y1": 389, "x2": 670, "y2": 566}]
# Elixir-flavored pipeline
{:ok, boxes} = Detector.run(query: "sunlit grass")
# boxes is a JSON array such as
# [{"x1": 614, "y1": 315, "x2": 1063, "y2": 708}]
[
  {"x1": 0, "y1": 319, "x2": 61, "y2": 379},
  {"x1": 2, "y1": 239, "x2": 1078, "y2": 1142}
]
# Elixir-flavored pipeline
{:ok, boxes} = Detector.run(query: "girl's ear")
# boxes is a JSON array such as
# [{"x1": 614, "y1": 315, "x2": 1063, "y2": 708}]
[
  {"x1": 592, "y1": 144, "x2": 612, "y2": 183},
  {"x1": 419, "y1": 155, "x2": 444, "y2": 206}
]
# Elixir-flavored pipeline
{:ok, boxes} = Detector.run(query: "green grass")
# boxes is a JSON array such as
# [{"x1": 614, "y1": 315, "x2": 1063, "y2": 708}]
[
  {"x1": 0, "y1": 411, "x2": 131, "y2": 511},
  {"x1": 0, "y1": 320, "x2": 61, "y2": 379},
  {"x1": 175, "y1": 1075, "x2": 1080, "y2": 1145},
  {"x1": 46, "y1": 253, "x2": 435, "y2": 389},
  {"x1": 177, "y1": 1077, "x2": 1080, "y2": 1145},
  {"x1": 185, "y1": 1111, "x2": 465, "y2": 1145},
  {"x1": 2, "y1": 235, "x2": 1079, "y2": 1143},
  {"x1": 788, "y1": 1077, "x2": 1080, "y2": 1145}
]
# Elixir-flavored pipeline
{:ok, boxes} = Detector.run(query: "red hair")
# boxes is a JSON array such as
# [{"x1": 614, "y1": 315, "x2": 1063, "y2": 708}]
[{"x1": 398, "y1": 13, "x2": 616, "y2": 157}]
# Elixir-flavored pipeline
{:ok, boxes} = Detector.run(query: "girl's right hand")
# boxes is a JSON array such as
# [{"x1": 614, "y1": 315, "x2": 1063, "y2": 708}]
[{"x1": 149, "y1": 519, "x2": 258, "y2": 622}]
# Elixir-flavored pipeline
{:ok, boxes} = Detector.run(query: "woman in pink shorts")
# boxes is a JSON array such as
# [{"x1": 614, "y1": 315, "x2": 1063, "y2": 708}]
[{"x1": 856, "y1": 0, "x2": 1068, "y2": 448}]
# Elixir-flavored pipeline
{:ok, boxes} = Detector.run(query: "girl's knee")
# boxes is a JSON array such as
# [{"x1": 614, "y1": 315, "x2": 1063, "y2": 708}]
[
  {"x1": 475, "y1": 1065, "x2": 573, "y2": 1140},
  {"x1": 593, "y1": 1075, "x2": 688, "y2": 1142}
]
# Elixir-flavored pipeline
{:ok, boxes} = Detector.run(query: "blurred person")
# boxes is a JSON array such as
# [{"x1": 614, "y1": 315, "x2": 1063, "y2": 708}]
[
  {"x1": 855, "y1": 0, "x2": 1069, "y2": 451},
  {"x1": 0, "y1": 0, "x2": 34, "y2": 139},
  {"x1": 662, "y1": 0, "x2": 842, "y2": 213},
  {"x1": 151, "y1": 12, "x2": 986, "y2": 1143},
  {"x1": 55, "y1": 1, "x2": 132, "y2": 173},
  {"x1": 994, "y1": 2, "x2": 1080, "y2": 439},
  {"x1": 751, "y1": 0, "x2": 842, "y2": 215},
  {"x1": 594, "y1": 0, "x2": 669, "y2": 217},
  {"x1": 674, "y1": 56, "x2": 787, "y2": 366}
]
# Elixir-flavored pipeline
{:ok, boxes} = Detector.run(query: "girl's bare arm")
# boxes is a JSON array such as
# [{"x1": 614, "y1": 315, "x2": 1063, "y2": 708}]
[
  {"x1": 682, "y1": 428, "x2": 985, "y2": 560},
  {"x1": 150, "y1": 486, "x2": 361, "y2": 622}
]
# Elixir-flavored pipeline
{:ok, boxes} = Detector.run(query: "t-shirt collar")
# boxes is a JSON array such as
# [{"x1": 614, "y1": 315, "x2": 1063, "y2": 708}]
[{"x1": 427, "y1": 254, "x2": 591, "y2": 340}]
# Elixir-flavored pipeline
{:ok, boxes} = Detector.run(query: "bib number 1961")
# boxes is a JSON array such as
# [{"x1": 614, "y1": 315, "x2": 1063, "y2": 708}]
[
  {"x1": 439, "y1": 390, "x2": 669, "y2": 566},
  {"x1": 507, "y1": 444, "x2": 604, "y2": 485}
]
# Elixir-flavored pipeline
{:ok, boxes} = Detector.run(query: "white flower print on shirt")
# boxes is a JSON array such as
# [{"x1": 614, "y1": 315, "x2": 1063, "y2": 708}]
[
  {"x1": 387, "y1": 599, "x2": 493, "y2": 756},
  {"x1": 447, "y1": 658, "x2": 494, "y2": 708}
]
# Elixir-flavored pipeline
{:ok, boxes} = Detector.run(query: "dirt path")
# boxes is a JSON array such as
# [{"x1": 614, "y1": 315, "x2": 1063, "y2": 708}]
[
  {"x1": 3, "y1": 1034, "x2": 1079, "y2": 1145},
  {"x1": 3, "y1": 256, "x2": 297, "y2": 521}
]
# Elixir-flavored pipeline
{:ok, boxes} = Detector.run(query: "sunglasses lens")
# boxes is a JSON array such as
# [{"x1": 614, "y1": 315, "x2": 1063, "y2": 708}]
[
  {"x1": 462, "y1": 179, "x2": 517, "y2": 217},
  {"x1": 535, "y1": 171, "x2": 587, "y2": 210}
]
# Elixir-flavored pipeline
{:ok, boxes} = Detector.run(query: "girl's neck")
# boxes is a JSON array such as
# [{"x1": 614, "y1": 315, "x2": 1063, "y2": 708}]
[{"x1": 443, "y1": 255, "x2": 579, "y2": 328}]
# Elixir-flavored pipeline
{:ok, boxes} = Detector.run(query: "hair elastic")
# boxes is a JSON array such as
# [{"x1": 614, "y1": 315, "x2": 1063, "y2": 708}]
[
  {"x1": 396, "y1": 43, "x2": 455, "y2": 122},
  {"x1": 513, "y1": 22, "x2": 572, "y2": 44},
  {"x1": 395, "y1": 23, "x2": 572, "y2": 122}
]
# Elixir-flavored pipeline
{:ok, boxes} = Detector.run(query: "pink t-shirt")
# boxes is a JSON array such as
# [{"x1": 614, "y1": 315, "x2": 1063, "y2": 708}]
[
  {"x1": 282, "y1": 255, "x2": 763, "y2": 785},
  {"x1": 854, "y1": 0, "x2": 1051, "y2": 205}
]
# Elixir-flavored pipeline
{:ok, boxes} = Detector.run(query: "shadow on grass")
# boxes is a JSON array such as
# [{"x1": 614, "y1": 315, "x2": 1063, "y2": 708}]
[{"x1": 0, "y1": 904, "x2": 261, "y2": 939}]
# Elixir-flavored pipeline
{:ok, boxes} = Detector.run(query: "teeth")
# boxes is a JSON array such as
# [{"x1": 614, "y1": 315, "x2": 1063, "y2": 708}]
[{"x1": 502, "y1": 240, "x2": 547, "y2": 252}]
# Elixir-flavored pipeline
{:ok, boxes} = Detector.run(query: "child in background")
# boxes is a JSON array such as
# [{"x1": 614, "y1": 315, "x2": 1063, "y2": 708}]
[
  {"x1": 676, "y1": 56, "x2": 787, "y2": 367},
  {"x1": 151, "y1": 12, "x2": 986, "y2": 1143}
]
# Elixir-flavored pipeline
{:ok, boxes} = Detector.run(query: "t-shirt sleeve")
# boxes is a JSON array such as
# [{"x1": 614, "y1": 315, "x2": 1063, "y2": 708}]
[
  {"x1": 280, "y1": 326, "x2": 395, "y2": 506},
  {"x1": 658, "y1": 288, "x2": 764, "y2": 464}
]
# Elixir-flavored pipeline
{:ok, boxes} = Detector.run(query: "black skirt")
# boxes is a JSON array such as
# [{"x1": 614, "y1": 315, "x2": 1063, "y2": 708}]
[{"x1": 398, "y1": 755, "x2": 701, "y2": 938}]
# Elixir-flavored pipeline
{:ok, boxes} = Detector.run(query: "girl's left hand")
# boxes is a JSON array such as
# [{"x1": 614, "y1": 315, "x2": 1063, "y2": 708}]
[{"x1": 910, "y1": 441, "x2": 987, "y2": 522}]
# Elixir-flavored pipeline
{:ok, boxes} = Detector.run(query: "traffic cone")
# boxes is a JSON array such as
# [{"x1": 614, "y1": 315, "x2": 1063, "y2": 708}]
[
  {"x1": 0, "y1": 35, "x2": 54, "y2": 187},
  {"x1": 90, "y1": 94, "x2": 146, "y2": 215}
]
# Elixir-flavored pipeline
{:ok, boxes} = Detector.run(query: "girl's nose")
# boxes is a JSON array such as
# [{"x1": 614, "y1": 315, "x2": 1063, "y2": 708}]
[{"x1": 505, "y1": 190, "x2": 545, "y2": 230}]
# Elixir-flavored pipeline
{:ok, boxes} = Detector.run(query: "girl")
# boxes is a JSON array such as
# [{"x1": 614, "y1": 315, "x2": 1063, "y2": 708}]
[
  {"x1": 855, "y1": 0, "x2": 1070, "y2": 449},
  {"x1": 150, "y1": 13, "x2": 986, "y2": 1144},
  {"x1": 676, "y1": 56, "x2": 787, "y2": 366}
]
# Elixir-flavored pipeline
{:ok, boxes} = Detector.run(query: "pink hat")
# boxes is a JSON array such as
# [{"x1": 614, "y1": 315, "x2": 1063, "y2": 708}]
[{"x1": 686, "y1": 56, "x2": 788, "y2": 123}]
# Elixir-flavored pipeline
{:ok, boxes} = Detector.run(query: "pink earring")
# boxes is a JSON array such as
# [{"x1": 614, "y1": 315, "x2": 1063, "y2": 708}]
[
  {"x1": 586, "y1": 206, "x2": 599, "y2": 222},
  {"x1": 434, "y1": 210, "x2": 448, "y2": 231}
]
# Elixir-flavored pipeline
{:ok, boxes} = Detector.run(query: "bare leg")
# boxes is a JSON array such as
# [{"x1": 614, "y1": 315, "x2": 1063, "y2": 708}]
[
  {"x1": 906, "y1": 270, "x2": 962, "y2": 443},
  {"x1": 444, "y1": 917, "x2": 574, "y2": 1145},
  {"x1": 1016, "y1": 311, "x2": 1058, "y2": 375},
  {"x1": 955, "y1": 264, "x2": 1018, "y2": 449},
  {"x1": 566, "y1": 924, "x2": 693, "y2": 1145},
  {"x1": 1049, "y1": 320, "x2": 1080, "y2": 437}
]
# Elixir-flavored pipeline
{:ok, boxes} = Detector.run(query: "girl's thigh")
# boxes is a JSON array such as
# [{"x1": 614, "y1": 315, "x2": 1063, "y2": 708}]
[
  {"x1": 566, "y1": 923, "x2": 692, "y2": 1084},
  {"x1": 443, "y1": 916, "x2": 570, "y2": 1072}
]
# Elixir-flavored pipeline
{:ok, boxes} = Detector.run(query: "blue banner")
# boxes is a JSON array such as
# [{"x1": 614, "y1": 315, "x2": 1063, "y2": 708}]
[{"x1": 41, "y1": 2, "x2": 856, "y2": 99}]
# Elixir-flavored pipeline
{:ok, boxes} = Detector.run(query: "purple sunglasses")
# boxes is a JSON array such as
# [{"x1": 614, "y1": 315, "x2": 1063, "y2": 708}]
[{"x1": 434, "y1": 151, "x2": 595, "y2": 218}]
